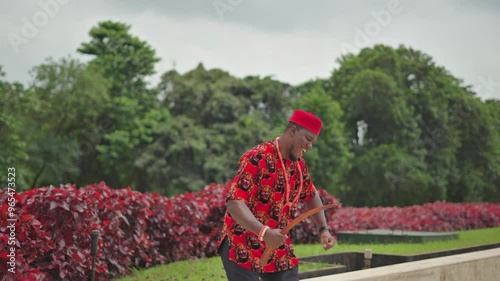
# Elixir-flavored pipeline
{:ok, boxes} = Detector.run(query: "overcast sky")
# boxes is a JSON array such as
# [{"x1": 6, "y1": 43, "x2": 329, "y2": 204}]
[{"x1": 1, "y1": 0, "x2": 499, "y2": 100}]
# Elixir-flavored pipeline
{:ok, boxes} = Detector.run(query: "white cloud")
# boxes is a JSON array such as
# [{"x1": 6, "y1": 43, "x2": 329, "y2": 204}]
[{"x1": 1, "y1": 0, "x2": 499, "y2": 100}]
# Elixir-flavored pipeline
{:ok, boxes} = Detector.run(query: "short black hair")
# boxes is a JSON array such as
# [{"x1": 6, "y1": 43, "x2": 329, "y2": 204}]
[{"x1": 284, "y1": 122, "x2": 305, "y2": 133}]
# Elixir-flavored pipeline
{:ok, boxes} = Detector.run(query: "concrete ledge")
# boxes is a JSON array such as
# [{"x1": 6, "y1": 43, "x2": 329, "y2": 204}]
[
  {"x1": 337, "y1": 229, "x2": 458, "y2": 243},
  {"x1": 307, "y1": 248, "x2": 500, "y2": 281}
]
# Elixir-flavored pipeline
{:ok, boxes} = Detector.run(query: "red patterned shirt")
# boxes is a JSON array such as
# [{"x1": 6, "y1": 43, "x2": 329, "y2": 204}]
[{"x1": 218, "y1": 140, "x2": 317, "y2": 273}]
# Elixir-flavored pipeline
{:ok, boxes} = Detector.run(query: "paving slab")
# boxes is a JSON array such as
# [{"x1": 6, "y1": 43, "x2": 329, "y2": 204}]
[{"x1": 306, "y1": 248, "x2": 500, "y2": 281}]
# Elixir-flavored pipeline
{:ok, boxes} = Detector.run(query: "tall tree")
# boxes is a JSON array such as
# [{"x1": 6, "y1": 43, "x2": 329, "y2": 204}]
[
  {"x1": 482, "y1": 99, "x2": 500, "y2": 201},
  {"x1": 327, "y1": 44, "x2": 498, "y2": 206},
  {"x1": 153, "y1": 65, "x2": 290, "y2": 195},
  {"x1": 23, "y1": 58, "x2": 110, "y2": 188},
  {"x1": 293, "y1": 82, "x2": 353, "y2": 194},
  {"x1": 78, "y1": 20, "x2": 160, "y2": 106},
  {"x1": 96, "y1": 98, "x2": 171, "y2": 191},
  {"x1": 449, "y1": 95, "x2": 500, "y2": 202},
  {"x1": 77, "y1": 20, "x2": 164, "y2": 189},
  {"x1": 0, "y1": 66, "x2": 30, "y2": 190}
]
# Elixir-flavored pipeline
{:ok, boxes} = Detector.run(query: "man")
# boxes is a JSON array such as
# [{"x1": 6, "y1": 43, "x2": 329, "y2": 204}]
[{"x1": 218, "y1": 110, "x2": 336, "y2": 281}]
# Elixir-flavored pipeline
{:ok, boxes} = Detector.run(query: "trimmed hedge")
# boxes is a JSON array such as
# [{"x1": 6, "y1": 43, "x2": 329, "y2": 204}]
[
  {"x1": 0, "y1": 182, "x2": 338, "y2": 280},
  {"x1": 331, "y1": 201, "x2": 500, "y2": 232}
]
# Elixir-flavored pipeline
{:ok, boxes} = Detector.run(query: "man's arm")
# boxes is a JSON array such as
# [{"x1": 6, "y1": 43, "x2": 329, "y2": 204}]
[
  {"x1": 226, "y1": 199, "x2": 265, "y2": 235},
  {"x1": 226, "y1": 199, "x2": 287, "y2": 248},
  {"x1": 304, "y1": 192, "x2": 336, "y2": 250},
  {"x1": 304, "y1": 192, "x2": 328, "y2": 228}
]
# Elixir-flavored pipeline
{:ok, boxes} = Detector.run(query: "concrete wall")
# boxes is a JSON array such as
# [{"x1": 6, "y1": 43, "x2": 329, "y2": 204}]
[{"x1": 307, "y1": 248, "x2": 500, "y2": 281}]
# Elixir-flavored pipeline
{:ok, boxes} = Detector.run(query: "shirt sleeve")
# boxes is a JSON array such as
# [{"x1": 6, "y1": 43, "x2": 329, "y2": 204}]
[
  {"x1": 299, "y1": 160, "x2": 316, "y2": 202},
  {"x1": 226, "y1": 149, "x2": 260, "y2": 204}
]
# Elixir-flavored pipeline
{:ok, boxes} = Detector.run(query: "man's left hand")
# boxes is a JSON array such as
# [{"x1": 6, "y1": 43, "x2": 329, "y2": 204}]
[{"x1": 320, "y1": 231, "x2": 336, "y2": 251}]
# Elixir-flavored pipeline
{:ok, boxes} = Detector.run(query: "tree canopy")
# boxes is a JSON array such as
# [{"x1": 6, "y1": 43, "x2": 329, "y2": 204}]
[{"x1": 1, "y1": 21, "x2": 498, "y2": 206}]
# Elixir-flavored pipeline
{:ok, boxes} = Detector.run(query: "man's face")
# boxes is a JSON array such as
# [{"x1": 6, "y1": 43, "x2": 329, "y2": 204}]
[{"x1": 287, "y1": 126, "x2": 318, "y2": 161}]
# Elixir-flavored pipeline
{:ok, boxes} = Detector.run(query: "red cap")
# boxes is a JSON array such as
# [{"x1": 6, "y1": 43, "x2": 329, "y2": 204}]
[{"x1": 289, "y1": 110, "x2": 322, "y2": 135}]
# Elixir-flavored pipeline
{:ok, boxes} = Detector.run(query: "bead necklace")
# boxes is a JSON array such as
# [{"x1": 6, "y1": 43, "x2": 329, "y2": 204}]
[{"x1": 275, "y1": 137, "x2": 303, "y2": 209}]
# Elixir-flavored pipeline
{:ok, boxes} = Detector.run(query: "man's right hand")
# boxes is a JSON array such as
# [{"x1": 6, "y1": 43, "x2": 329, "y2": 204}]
[{"x1": 263, "y1": 228, "x2": 287, "y2": 248}]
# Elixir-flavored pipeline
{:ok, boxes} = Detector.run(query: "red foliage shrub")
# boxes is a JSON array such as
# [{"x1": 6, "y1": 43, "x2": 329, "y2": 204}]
[
  {"x1": 290, "y1": 188, "x2": 341, "y2": 243},
  {"x1": 79, "y1": 182, "x2": 164, "y2": 277},
  {"x1": 329, "y1": 201, "x2": 500, "y2": 232},
  {"x1": 1, "y1": 182, "x2": 499, "y2": 281},
  {"x1": 0, "y1": 182, "x2": 233, "y2": 281},
  {"x1": 0, "y1": 184, "x2": 105, "y2": 281}
]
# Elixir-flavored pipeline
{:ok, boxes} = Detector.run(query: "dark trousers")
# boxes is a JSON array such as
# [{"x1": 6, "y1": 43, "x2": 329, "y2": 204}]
[{"x1": 219, "y1": 237, "x2": 299, "y2": 281}]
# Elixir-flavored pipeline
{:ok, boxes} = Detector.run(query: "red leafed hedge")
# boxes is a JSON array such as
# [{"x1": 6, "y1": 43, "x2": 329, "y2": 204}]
[
  {"x1": 0, "y1": 184, "x2": 106, "y2": 281},
  {"x1": 1, "y1": 182, "x2": 499, "y2": 281},
  {"x1": 0, "y1": 182, "x2": 338, "y2": 280},
  {"x1": 329, "y1": 202, "x2": 500, "y2": 232}
]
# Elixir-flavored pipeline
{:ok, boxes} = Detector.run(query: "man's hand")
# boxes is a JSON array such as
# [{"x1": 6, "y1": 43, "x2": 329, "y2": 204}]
[
  {"x1": 320, "y1": 231, "x2": 336, "y2": 250},
  {"x1": 263, "y1": 228, "x2": 287, "y2": 248}
]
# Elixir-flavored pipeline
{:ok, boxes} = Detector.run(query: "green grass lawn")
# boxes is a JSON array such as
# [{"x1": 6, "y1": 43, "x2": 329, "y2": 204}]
[{"x1": 114, "y1": 227, "x2": 500, "y2": 281}]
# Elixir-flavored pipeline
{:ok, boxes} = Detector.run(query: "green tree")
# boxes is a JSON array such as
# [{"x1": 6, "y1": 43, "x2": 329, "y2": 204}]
[
  {"x1": 135, "y1": 115, "x2": 207, "y2": 195},
  {"x1": 396, "y1": 47, "x2": 463, "y2": 203},
  {"x1": 160, "y1": 64, "x2": 293, "y2": 127},
  {"x1": 77, "y1": 20, "x2": 164, "y2": 189},
  {"x1": 482, "y1": 99, "x2": 500, "y2": 201},
  {"x1": 329, "y1": 46, "x2": 429, "y2": 206},
  {"x1": 97, "y1": 99, "x2": 170, "y2": 191},
  {"x1": 22, "y1": 57, "x2": 110, "y2": 188},
  {"x1": 0, "y1": 66, "x2": 30, "y2": 190},
  {"x1": 347, "y1": 144, "x2": 432, "y2": 206},
  {"x1": 293, "y1": 82, "x2": 352, "y2": 194},
  {"x1": 327, "y1": 44, "x2": 498, "y2": 206},
  {"x1": 448, "y1": 95, "x2": 500, "y2": 202},
  {"x1": 154, "y1": 64, "x2": 290, "y2": 195},
  {"x1": 78, "y1": 20, "x2": 160, "y2": 106}
]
